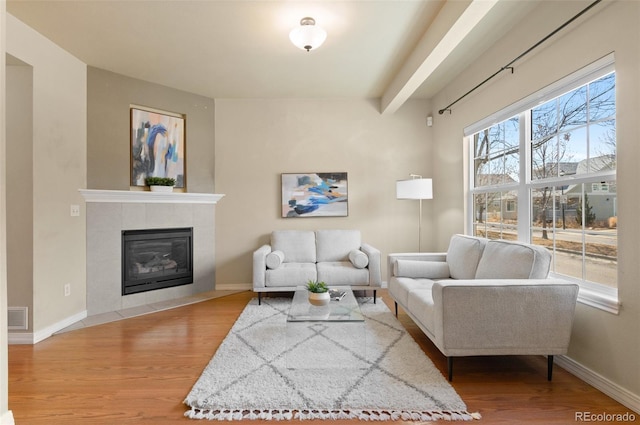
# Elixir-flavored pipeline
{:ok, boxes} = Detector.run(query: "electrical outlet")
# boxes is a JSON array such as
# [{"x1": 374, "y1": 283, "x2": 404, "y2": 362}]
[
  {"x1": 70, "y1": 205, "x2": 80, "y2": 217},
  {"x1": 64, "y1": 283, "x2": 71, "y2": 297}
]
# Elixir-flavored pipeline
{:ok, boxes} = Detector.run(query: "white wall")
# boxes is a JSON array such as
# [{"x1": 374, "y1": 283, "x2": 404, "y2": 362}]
[
  {"x1": 431, "y1": 0, "x2": 639, "y2": 406},
  {"x1": 215, "y1": 98, "x2": 433, "y2": 286},
  {"x1": 6, "y1": 14, "x2": 87, "y2": 338}
]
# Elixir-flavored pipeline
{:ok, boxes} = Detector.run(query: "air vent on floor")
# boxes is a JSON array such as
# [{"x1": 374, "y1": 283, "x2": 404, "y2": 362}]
[{"x1": 8, "y1": 307, "x2": 28, "y2": 330}]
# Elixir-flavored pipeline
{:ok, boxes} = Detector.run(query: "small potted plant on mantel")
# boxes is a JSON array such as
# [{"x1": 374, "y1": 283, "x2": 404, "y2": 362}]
[
  {"x1": 306, "y1": 280, "x2": 330, "y2": 306},
  {"x1": 145, "y1": 176, "x2": 176, "y2": 193}
]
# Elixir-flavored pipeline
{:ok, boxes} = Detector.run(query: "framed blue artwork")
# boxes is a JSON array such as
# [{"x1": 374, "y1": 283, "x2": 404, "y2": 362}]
[
  {"x1": 281, "y1": 172, "x2": 348, "y2": 218},
  {"x1": 131, "y1": 106, "x2": 186, "y2": 189}
]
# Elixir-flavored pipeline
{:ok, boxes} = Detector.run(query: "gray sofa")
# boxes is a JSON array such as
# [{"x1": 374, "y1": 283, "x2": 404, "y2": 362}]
[
  {"x1": 253, "y1": 229, "x2": 382, "y2": 304},
  {"x1": 388, "y1": 234, "x2": 579, "y2": 381}
]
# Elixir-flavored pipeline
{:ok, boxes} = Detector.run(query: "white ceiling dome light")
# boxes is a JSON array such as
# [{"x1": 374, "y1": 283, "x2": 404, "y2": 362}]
[{"x1": 289, "y1": 17, "x2": 327, "y2": 52}]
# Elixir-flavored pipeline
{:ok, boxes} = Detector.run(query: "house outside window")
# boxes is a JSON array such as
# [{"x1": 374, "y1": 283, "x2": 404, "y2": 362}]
[{"x1": 466, "y1": 55, "x2": 617, "y2": 313}]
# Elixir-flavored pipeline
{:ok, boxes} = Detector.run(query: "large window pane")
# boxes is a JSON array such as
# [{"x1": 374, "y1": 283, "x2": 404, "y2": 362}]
[
  {"x1": 589, "y1": 119, "x2": 616, "y2": 163},
  {"x1": 473, "y1": 193, "x2": 487, "y2": 237},
  {"x1": 563, "y1": 127, "x2": 588, "y2": 164},
  {"x1": 532, "y1": 99, "x2": 557, "y2": 140},
  {"x1": 558, "y1": 86, "x2": 588, "y2": 131},
  {"x1": 473, "y1": 117, "x2": 519, "y2": 188},
  {"x1": 585, "y1": 230, "x2": 617, "y2": 288},
  {"x1": 504, "y1": 118, "x2": 520, "y2": 150},
  {"x1": 531, "y1": 187, "x2": 554, "y2": 240},
  {"x1": 531, "y1": 137, "x2": 557, "y2": 180},
  {"x1": 589, "y1": 73, "x2": 616, "y2": 121},
  {"x1": 474, "y1": 156, "x2": 490, "y2": 187},
  {"x1": 504, "y1": 152, "x2": 520, "y2": 183}
]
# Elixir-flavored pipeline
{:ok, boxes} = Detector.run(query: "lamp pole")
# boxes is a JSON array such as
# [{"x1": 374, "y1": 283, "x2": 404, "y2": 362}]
[
  {"x1": 396, "y1": 175, "x2": 433, "y2": 253},
  {"x1": 418, "y1": 197, "x2": 423, "y2": 252},
  {"x1": 409, "y1": 174, "x2": 423, "y2": 252}
]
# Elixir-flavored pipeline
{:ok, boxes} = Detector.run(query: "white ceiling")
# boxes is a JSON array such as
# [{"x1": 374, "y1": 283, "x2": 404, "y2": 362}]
[{"x1": 7, "y1": 0, "x2": 540, "y2": 112}]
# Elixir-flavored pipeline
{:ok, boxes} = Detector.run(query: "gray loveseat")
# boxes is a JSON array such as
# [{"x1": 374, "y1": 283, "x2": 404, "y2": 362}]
[
  {"x1": 388, "y1": 234, "x2": 579, "y2": 381},
  {"x1": 253, "y1": 229, "x2": 382, "y2": 304}
]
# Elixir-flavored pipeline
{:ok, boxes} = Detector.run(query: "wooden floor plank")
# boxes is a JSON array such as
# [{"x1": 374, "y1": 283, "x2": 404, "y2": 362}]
[{"x1": 8, "y1": 290, "x2": 636, "y2": 424}]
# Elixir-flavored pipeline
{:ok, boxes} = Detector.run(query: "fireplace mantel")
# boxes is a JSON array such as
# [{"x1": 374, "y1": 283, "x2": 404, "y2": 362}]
[{"x1": 79, "y1": 189, "x2": 224, "y2": 204}]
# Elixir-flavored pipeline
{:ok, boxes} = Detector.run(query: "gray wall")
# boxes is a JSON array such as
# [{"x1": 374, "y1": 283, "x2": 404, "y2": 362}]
[
  {"x1": 87, "y1": 67, "x2": 215, "y2": 193},
  {"x1": 6, "y1": 59, "x2": 33, "y2": 331},
  {"x1": 1, "y1": 2, "x2": 8, "y2": 419}
]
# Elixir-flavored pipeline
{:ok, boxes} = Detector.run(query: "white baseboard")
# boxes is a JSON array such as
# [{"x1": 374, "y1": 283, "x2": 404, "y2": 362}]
[
  {"x1": 7, "y1": 332, "x2": 33, "y2": 345},
  {"x1": 556, "y1": 355, "x2": 640, "y2": 414},
  {"x1": 1, "y1": 410, "x2": 15, "y2": 425},
  {"x1": 8, "y1": 310, "x2": 87, "y2": 345},
  {"x1": 216, "y1": 283, "x2": 251, "y2": 291}
]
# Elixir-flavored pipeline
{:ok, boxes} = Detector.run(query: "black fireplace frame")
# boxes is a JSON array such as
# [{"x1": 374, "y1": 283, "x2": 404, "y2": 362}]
[{"x1": 121, "y1": 227, "x2": 193, "y2": 296}]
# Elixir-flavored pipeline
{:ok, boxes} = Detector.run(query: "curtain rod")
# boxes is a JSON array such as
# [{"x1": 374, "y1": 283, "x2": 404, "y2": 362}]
[{"x1": 438, "y1": 0, "x2": 602, "y2": 115}]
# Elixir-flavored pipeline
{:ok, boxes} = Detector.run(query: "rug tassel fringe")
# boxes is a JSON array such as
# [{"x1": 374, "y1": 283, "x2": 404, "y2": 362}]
[{"x1": 185, "y1": 408, "x2": 481, "y2": 421}]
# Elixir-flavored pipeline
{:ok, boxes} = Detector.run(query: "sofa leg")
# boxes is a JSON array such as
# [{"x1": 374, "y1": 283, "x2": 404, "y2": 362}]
[
  {"x1": 548, "y1": 355, "x2": 554, "y2": 381},
  {"x1": 394, "y1": 302, "x2": 398, "y2": 317},
  {"x1": 373, "y1": 290, "x2": 377, "y2": 304},
  {"x1": 258, "y1": 293, "x2": 262, "y2": 305},
  {"x1": 447, "y1": 357, "x2": 454, "y2": 382}
]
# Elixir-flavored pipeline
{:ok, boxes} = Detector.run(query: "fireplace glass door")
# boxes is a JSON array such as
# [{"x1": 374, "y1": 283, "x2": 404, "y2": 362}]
[{"x1": 122, "y1": 227, "x2": 193, "y2": 295}]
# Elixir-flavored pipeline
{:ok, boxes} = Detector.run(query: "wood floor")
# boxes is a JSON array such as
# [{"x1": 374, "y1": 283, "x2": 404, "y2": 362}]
[{"x1": 8, "y1": 290, "x2": 636, "y2": 424}]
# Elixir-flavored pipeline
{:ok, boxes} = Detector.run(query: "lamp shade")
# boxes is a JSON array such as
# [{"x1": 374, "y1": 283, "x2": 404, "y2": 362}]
[
  {"x1": 396, "y1": 178, "x2": 433, "y2": 200},
  {"x1": 289, "y1": 17, "x2": 327, "y2": 51}
]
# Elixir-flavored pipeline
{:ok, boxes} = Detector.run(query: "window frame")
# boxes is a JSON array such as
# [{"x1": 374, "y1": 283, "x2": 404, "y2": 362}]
[{"x1": 464, "y1": 54, "x2": 619, "y2": 314}]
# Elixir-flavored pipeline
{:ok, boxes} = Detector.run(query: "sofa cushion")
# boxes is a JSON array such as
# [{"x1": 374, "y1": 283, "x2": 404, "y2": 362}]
[
  {"x1": 475, "y1": 240, "x2": 551, "y2": 279},
  {"x1": 446, "y1": 234, "x2": 487, "y2": 279},
  {"x1": 388, "y1": 277, "x2": 435, "y2": 308},
  {"x1": 265, "y1": 250, "x2": 284, "y2": 269},
  {"x1": 348, "y1": 249, "x2": 369, "y2": 269},
  {"x1": 271, "y1": 230, "x2": 316, "y2": 263},
  {"x1": 316, "y1": 230, "x2": 361, "y2": 262},
  {"x1": 265, "y1": 263, "x2": 317, "y2": 287},
  {"x1": 394, "y1": 259, "x2": 450, "y2": 279},
  {"x1": 407, "y1": 289, "x2": 436, "y2": 334},
  {"x1": 317, "y1": 262, "x2": 369, "y2": 286}
]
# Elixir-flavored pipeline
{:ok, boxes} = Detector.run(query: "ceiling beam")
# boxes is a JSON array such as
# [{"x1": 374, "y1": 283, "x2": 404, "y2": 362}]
[{"x1": 380, "y1": 0, "x2": 500, "y2": 114}]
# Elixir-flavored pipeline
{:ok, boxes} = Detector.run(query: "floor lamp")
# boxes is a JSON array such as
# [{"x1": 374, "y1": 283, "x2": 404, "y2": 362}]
[{"x1": 396, "y1": 175, "x2": 433, "y2": 252}]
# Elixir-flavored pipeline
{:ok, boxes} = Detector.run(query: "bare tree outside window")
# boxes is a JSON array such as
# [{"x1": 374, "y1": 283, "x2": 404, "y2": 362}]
[
  {"x1": 530, "y1": 73, "x2": 615, "y2": 239},
  {"x1": 473, "y1": 118, "x2": 519, "y2": 237},
  {"x1": 469, "y1": 70, "x2": 617, "y2": 290}
]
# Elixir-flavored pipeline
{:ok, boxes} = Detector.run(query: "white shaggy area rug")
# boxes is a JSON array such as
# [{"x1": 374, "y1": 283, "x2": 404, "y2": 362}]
[{"x1": 184, "y1": 297, "x2": 479, "y2": 421}]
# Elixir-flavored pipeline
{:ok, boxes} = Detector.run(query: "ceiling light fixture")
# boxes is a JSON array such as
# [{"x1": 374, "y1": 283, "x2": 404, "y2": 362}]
[{"x1": 289, "y1": 17, "x2": 327, "y2": 52}]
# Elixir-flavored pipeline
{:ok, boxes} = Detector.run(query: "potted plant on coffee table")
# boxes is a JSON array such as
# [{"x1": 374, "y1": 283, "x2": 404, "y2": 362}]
[
  {"x1": 145, "y1": 176, "x2": 176, "y2": 193},
  {"x1": 306, "y1": 280, "x2": 330, "y2": 306}
]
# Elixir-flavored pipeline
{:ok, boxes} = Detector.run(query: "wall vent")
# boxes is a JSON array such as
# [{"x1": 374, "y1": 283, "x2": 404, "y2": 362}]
[{"x1": 8, "y1": 307, "x2": 28, "y2": 330}]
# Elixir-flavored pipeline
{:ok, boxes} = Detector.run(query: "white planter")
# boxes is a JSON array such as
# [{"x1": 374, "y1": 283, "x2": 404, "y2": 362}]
[
  {"x1": 308, "y1": 291, "x2": 330, "y2": 306},
  {"x1": 150, "y1": 185, "x2": 174, "y2": 193}
]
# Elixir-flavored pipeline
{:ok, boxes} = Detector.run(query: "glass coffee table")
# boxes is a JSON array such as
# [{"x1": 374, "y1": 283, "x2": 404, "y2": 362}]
[
  {"x1": 285, "y1": 286, "x2": 366, "y2": 369},
  {"x1": 288, "y1": 286, "x2": 365, "y2": 322}
]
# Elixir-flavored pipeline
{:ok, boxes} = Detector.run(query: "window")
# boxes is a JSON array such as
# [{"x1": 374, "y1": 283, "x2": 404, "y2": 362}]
[{"x1": 466, "y1": 56, "x2": 617, "y2": 313}]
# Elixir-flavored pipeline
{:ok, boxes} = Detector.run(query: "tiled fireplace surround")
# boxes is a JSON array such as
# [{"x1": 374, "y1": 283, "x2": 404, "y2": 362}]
[{"x1": 80, "y1": 190, "x2": 224, "y2": 316}]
